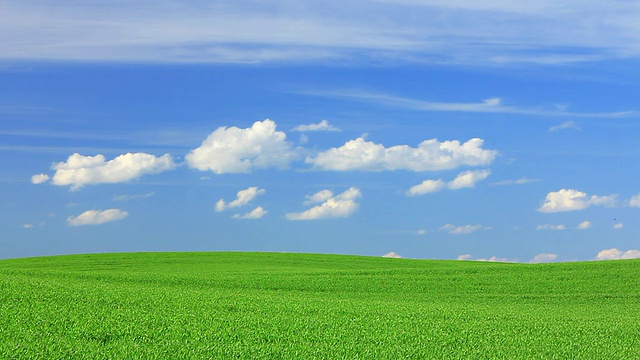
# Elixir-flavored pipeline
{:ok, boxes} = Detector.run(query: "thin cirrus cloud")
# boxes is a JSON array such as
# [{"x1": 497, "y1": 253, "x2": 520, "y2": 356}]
[
  {"x1": 407, "y1": 169, "x2": 491, "y2": 196},
  {"x1": 291, "y1": 120, "x2": 340, "y2": 132},
  {"x1": 549, "y1": 121, "x2": 581, "y2": 132},
  {"x1": 286, "y1": 187, "x2": 361, "y2": 220},
  {"x1": 538, "y1": 189, "x2": 616, "y2": 213},
  {"x1": 3, "y1": 1, "x2": 640, "y2": 65},
  {"x1": 307, "y1": 137, "x2": 497, "y2": 172},
  {"x1": 67, "y1": 209, "x2": 128, "y2": 226},
  {"x1": 439, "y1": 224, "x2": 485, "y2": 235},
  {"x1": 216, "y1": 187, "x2": 266, "y2": 212},
  {"x1": 186, "y1": 119, "x2": 297, "y2": 174},
  {"x1": 35, "y1": 152, "x2": 176, "y2": 190}
]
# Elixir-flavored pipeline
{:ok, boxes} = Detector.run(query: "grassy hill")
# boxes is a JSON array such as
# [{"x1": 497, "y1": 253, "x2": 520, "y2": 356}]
[{"x1": 1, "y1": 252, "x2": 639, "y2": 359}]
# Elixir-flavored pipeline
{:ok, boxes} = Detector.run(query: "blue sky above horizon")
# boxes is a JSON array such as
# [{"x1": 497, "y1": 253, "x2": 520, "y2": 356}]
[{"x1": 2, "y1": 0, "x2": 640, "y2": 262}]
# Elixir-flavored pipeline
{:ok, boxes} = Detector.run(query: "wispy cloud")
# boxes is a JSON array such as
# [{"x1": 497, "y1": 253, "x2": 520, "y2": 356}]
[{"x1": 549, "y1": 121, "x2": 581, "y2": 132}]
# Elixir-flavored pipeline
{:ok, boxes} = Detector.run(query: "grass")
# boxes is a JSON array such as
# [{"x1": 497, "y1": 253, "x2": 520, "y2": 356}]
[{"x1": 1, "y1": 252, "x2": 639, "y2": 359}]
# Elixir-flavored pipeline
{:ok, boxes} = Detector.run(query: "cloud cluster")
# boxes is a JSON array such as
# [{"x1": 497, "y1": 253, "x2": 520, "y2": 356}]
[
  {"x1": 44, "y1": 152, "x2": 175, "y2": 190},
  {"x1": 216, "y1": 187, "x2": 267, "y2": 219},
  {"x1": 286, "y1": 187, "x2": 361, "y2": 220},
  {"x1": 382, "y1": 252, "x2": 402, "y2": 258},
  {"x1": 67, "y1": 209, "x2": 128, "y2": 226},
  {"x1": 292, "y1": 120, "x2": 340, "y2": 132},
  {"x1": 186, "y1": 119, "x2": 295, "y2": 174},
  {"x1": 439, "y1": 224, "x2": 484, "y2": 235},
  {"x1": 457, "y1": 254, "x2": 515, "y2": 262},
  {"x1": 536, "y1": 224, "x2": 566, "y2": 231},
  {"x1": 538, "y1": 189, "x2": 616, "y2": 213},
  {"x1": 407, "y1": 169, "x2": 490, "y2": 196},
  {"x1": 308, "y1": 137, "x2": 497, "y2": 172},
  {"x1": 530, "y1": 253, "x2": 558, "y2": 263},
  {"x1": 595, "y1": 248, "x2": 640, "y2": 260}
]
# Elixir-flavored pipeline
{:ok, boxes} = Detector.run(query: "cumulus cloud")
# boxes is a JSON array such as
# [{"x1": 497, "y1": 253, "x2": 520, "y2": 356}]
[
  {"x1": 307, "y1": 137, "x2": 497, "y2": 172},
  {"x1": 67, "y1": 209, "x2": 128, "y2": 226},
  {"x1": 49, "y1": 152, "x2": 175, "y2": 190},
  {"x1": 286, "y1": 187, "x2": 361, "y2": 220},
  {"x1": 31, "y1": 173, "x2": 50, "y2": 184},
  {"x1": 439, "y1": 224, "x2": 484, "y2": 235},
  {"x1": 304, "y1": 189, "x2": 335, "y2": 205},
  {"x1": 186, "y1": 119, "x2": 296, "y2": 174},
  {"x1": 531, "y1": 253, "x2": 558, "y2": 263},
  {"x1": 457, "y1": 254, "x2": 473, "y2": 260},
  {"x1": 595, "y1": 248, "x2": 640, "y2": 260},
  {"x1": 216, "y1": 187, "x2": 266, "y2": 212},
  {"x1": 549, "y1": 121, "x2": 581, "y2": 132},
  {"x1": 382, "y1": 252, "x2": 402, "y2": 258},
  {"x1": 629, "y1": 194, "x2": 640, "y2": 207},
  {"x1": 407, "y1": 169, "x2": 490, "y2": 196},
  {"x1": 292, "y1": 119, "x2": 340, "y2": 132},
  {"x1": 232, "y1": 206, "x2": 268, "y2": 219},
  {"x1": 538, "y1": 189, "x2": 617, "y2": 213},
  {"x1": 576, "y1": 221, "x2": 592, "y2": 229},
  {"x1": 536, "y1": 224, "x2": 566, "y2": 230}
]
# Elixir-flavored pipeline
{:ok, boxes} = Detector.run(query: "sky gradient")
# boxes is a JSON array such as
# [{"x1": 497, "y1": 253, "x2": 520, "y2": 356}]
[{"x1": 2, "y1": 0, "x2": 640, "y2": 262}]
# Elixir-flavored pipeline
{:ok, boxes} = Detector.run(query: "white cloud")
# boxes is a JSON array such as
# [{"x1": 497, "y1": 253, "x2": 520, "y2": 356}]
[
  {"x1": 406, "y1": 169, "x2": 490, "y2": 196},
  {"x1": 382, "y1": 252, "x2": 402, "y2": 258},
  {"x1": 549, "y1": 121, "x2": 581, "y2": 132},
  {"x1": 476, "y1": 256, "x2": 515, "y2": 263},
  {"x1": 30, "y1": 173, "x2": 50, "y2": 184},
  {"x1": 50, "y1": 152, "x2": 175, "y2": 190},
  {"x1": 113, "y1": 192, "x2": 155, "y2": 201},
  {"x1": 67, "y1": 209, "x2": 128, "y2": 226},
  {"x1": 576, "y1": 221, "x2": 591, "y2": 229},
  {"x1": 22, "y1": 223, "x2": 34, "y2": 229},
  {"x1": 304, "y1": 189, "x2": 334, "y2": 205},
  {"x1": 538, "y1": 189, "x2": 617, "y2": 213},
  {"x1": 216, "y1": 187, "x2": 266, "y2": 212},
  {"x1": 292, "y1": 120, "x2": 340, "y2": 132},
  {"x1": 630, "y1": 194, "x2": 640, "y2": 207},
  {"x1": 286, "y1": 187, "x2": 361, "y2": 220},
  {"x1": 186, "y1": 119, "x2": 296, "y2": 174},
  {"x1": 536, "y1": 224, "x2": 566, "y2": 231},
  {"x1": 447, "y1": 169, "x2": 491, "y2": 190},
  {"x1": 416, "y1": 229, "x2": 426, "y2": 235},
  {"x1": 490, "y1": 177, "x2": 539, "y2": 186},
  {"x1": 530, "y1": 253, "x2": 558, "y2": 263},
  {"x1": 613, "y1": 223, "x2": 624, "y2": 230},
  {"x1": 595, "y1": 248, "x2": 640, "y2": 260},
  {"x1": 439, "y1": 224, "x2": 483, "y2": 235},
  {"x1": 232, "y1": 206, "x2": 268, "y2": 219},
  {"x1": 457, "y1": 254, "x2": 473, "y2": 260},
  {"x1": 308, "y1": 137, "x2": 496, "y2": 172}
]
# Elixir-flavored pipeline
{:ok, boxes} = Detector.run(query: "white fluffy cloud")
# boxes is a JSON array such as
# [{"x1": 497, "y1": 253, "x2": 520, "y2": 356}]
[
  {"x1": 538, "y1": 189, "x2": 617, "y2": 213},
  {"x1": 439, "y1": 224, "x2": 484, "y2": 235},
  {"x1": 31, "y1": 173, "x2": 50, "y2": 184},
  {"x1": 457, "y1": 254, "x2": 473, "y2": 260},
  {"x1": 292, "y1": 120, "x2": 340, "y2": 132},
  {"x1": 536, "y1": 224, "x2": 566, "y2": 230},
  {"x1": 49, "y1": 152, "x2": 175, "y2": 189},
  {"x1": 307, "y1": 137, "x2": 497, "y2": 172},
  {"x1": 407, "y1": 169, "x2": 490, "y2": 196},
  {"x1": 304, "y1": 189, "x2": 335, "y2": 205},
  {"x1": 382, "y1": 252, "x2": 402, "y2": 258},
  {"x1": 286, "y1": 187, "x2": 361, "y2": 220},
  {"x1": 595, "y1": 248, "x2": 640, "y2": 260},
  {"x1": 630, "y1": 194, "x2": 640, "y2": 207},
  {"x1": 67, "y1": 209, "x2": 128, "y2": 226},
  {"x1": 531, "y1": 253, "x2": 558, "y2": 263},
  {"x1": 576, "y1": 221, "x2": 592, "y2": 229},
  {"x1": 232, "y1": 206, "x2": 268, "y2": 219},
  {"x1": 216, "y1": 187, "x2": 266, "y2": 212},
  {"x1": 186, "y1": 119, "x2": 296, "y2": 174}
]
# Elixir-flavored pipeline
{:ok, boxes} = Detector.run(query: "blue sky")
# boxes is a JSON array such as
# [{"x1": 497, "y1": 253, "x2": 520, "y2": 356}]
[{"x1": 2, "y1": 0, "x2": 640, "y2": 262}]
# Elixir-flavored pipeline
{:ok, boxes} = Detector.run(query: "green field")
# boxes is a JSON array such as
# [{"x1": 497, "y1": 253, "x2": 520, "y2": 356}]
[{"x1": 1, "y1": 252, "x2": 639, "y2": 359}]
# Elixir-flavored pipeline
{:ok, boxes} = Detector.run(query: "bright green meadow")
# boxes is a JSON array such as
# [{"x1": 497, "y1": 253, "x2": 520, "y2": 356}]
[{"x1": 1, "y1": 252, "x2": 639, "y2": 359}]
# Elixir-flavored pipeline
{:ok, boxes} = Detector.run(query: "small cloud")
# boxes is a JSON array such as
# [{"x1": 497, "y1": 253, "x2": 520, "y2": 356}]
[
  {"x1": 476, "y1": 256, "x2": 516, "y2": 263},
  {"x1": 406, "y1": 169, "x2": 490, "y2": 196},
  {"x1": 490, "y1": 177, "x2": 539, "y2": 186},
  {"x1": 629, "y1": 193, "x2": 640, "y2": 207},
  {"x1": 457, "y1": 254, "x2": 473, "y2": 260},
  {"x1": 576, "y1": 221, "x2": 591, "y2": 229},
  {"x1": 299, "y1": 134, "x2": 309, "y2": 145},
  {"x1": 439, "y1": 224, "x2": 484, "y2": 235},
  {"x1": 303, "y1": 189, "x2": 334, "y2": 205},
  {"x1": 292, "y1": 119, "x2": 340, "y2": 132},
  {"x1": 538, "y1": 189, "x2": 617, "y2": 213},
  {"x1": 595, "y1": 248, "x2": 640, "y2": 260},
  {"x1": 483, "y1": 98, "x2": 501, "y2": 106},
  {"x1": 531, "y1": 253, "x2": 558, "y2": 263},
  {"x1": 232, "y1": 206, "x2": 267, "y2": 219},
  {"x1": 31, "y1": 173, "x2": 50, "y2": 184},
  {"x1": 613, "y1": 223, "x2": 624, "y2": 230},
  {"x1": 113, "y1": 192, "x2": 155, "y2": 201},
  {"x1": 536, "y1": 224, "x2": 566, "y2": 230},
  {"x1": 416, "y1": 229, "x2": 426, "y2": 235},
  {"x1": 67, "y1": 209, "x2": 128, "y2": 226},
  {"x1": 549, "y1": 121, "x2": 581, "y2": 132},
  {"x1": 286, "y1": 187, "x2": 361, "y2": 220},
  {"x1": 22, "y1": 223, "x2": 34, "y2": 229},
  {"x1": 406, "y1": 179, "x2": 446, "y2": 196},
  {"x1": 216, "y1": 187, "x2": 266, "y2": 212},
  {"x1": 382, "y1": 252, "x2": 402, "y2": 258}
]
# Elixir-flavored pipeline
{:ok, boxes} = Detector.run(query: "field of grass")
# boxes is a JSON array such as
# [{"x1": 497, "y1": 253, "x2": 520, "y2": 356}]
[{"x1": 1, "y1": 252, "x2": 639, "y2": 359}]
